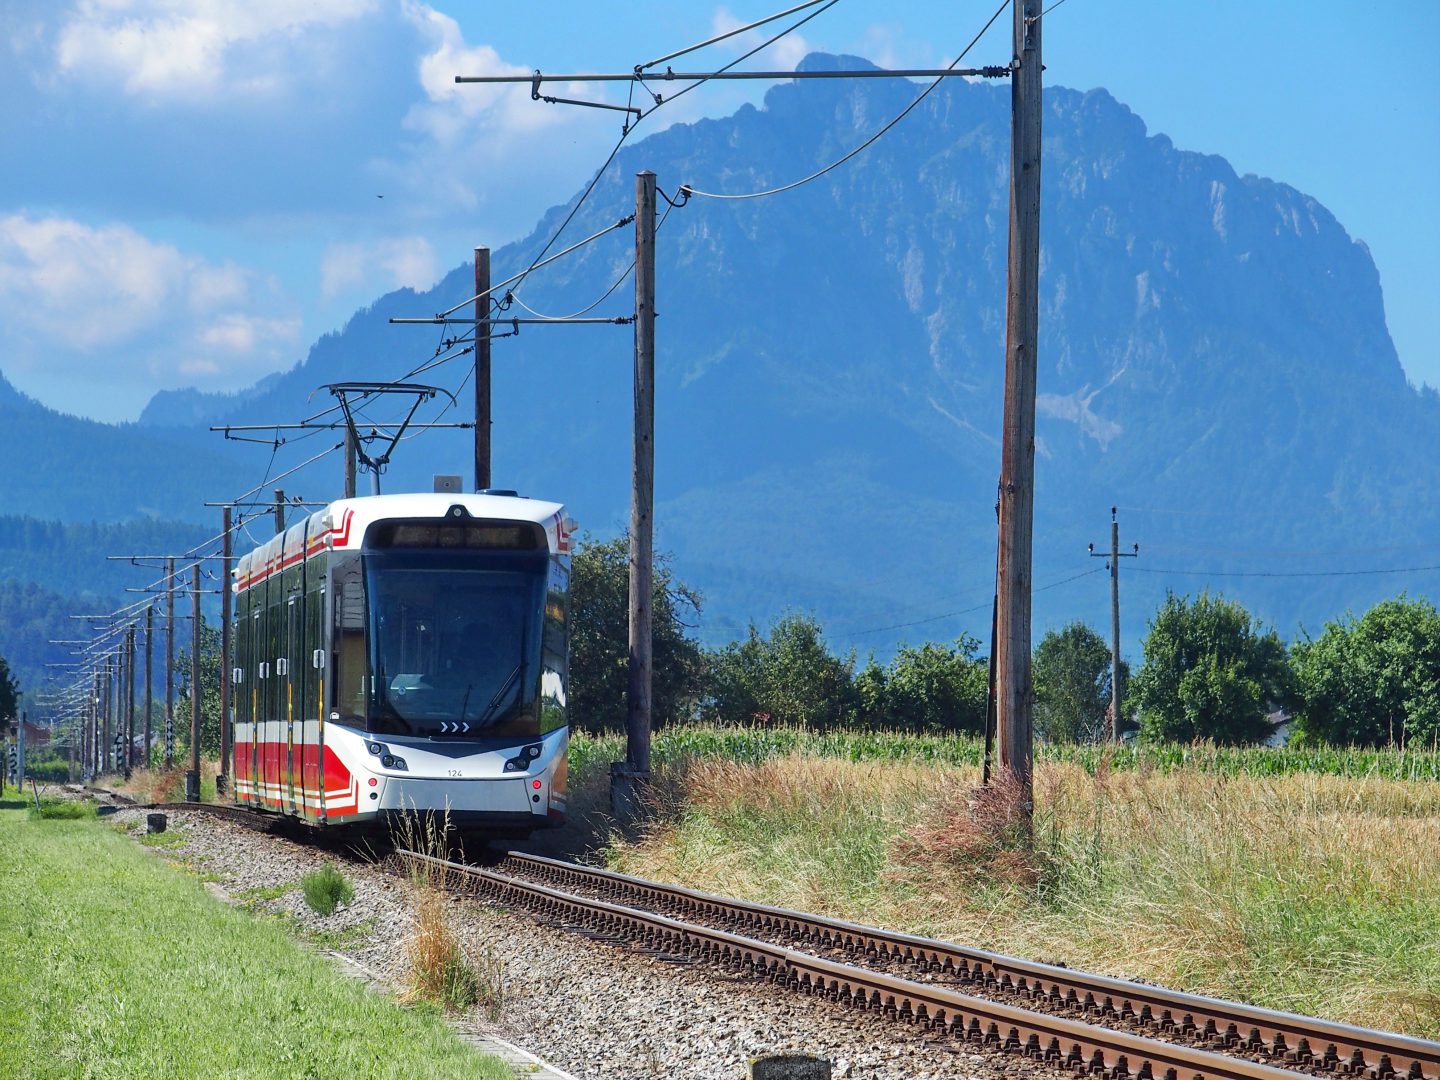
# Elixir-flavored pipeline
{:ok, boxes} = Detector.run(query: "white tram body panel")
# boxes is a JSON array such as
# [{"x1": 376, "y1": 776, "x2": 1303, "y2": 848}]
[{"x1": 230, "y1": 492, "x2": 572, "y2": 833}]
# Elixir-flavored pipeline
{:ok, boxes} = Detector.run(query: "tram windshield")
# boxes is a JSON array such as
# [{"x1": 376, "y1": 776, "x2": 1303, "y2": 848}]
[{"x1": 363, "y1": 550, "x2": 546, "y2": 738}]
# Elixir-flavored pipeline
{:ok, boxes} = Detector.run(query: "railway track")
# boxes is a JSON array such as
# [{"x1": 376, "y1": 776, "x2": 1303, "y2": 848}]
[
  {"x1": 489, "y1": 851, "x2": 1440, "y2": 1080},
  {"x1": 132, "y1": 799, "x2": 1439, "y2": 1079}
]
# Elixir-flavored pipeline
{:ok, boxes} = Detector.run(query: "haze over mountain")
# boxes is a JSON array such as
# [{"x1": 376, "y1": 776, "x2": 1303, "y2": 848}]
[{"x1": 4, "y1": 55, "x2": 1437, "y2": 664}]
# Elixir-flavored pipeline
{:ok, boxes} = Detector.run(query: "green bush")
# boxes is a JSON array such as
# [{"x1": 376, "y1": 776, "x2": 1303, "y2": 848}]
[
  {"x1": 300, "y1": 864, "x2": 354, "y2": 916},
  {"x1": 26, "y1": 797, "x2": 94, "y2": 821}
]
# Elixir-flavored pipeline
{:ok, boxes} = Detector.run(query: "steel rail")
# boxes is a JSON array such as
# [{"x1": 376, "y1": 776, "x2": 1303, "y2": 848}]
[
  {"x1": 401, "y1": 849, "x2": 1303, "y2": 1080},
  {"x1": 498, "y1": 851, "x2": 1438, "y2": 1080}
]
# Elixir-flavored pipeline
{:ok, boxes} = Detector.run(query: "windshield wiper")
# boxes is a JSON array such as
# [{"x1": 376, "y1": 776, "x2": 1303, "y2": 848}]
[{"x1": 475, "y1": 664, "x2": 522, "y2": 729}]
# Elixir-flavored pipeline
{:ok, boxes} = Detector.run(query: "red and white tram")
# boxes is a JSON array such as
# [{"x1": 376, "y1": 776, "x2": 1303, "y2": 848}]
[{"x1": 230, "y1": 491, "x2": 571, "y2": 835}]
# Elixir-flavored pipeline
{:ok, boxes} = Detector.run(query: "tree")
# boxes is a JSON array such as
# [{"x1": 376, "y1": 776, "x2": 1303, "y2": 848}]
[
  {"x1": 175, "y1": 614, "x2": 223, "y2": 757},
  {"x1": 873, "y1": 637, "x2": 988, "y2": 734},
  {"x1": 1033, "y1": 622, "x2": 1128, "y2": 743},
  {"x1": 1131, "y1": 591, "x2": 1293, "y2": 745},
  {"x1": 568, "y1": 534, "x2": 705, "y2": 733},
  {"x1": 1291, "y1": 595, "x2": 1440, "y2": 748},
  {"x1": 0, "y1": 654, "x2": 18, "y2": 736},
  {"x1": 703, "y1": 614, "x2": 856, "y2": 729}
]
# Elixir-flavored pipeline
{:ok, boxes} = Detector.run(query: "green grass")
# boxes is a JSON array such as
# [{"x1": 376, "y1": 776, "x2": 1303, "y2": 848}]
[
  {"x1": 0, "y1": 808, "x2": 511, "y2": 1079},
  {"x1": 27, "y1": 797, "x2": 94, "y2": 821},
  {"x1": 301, "y1": 865, "x2": 355, "y2": 917},
  {"x1": 570, "y1": 726, "x2": 1440, "y2": 781}
]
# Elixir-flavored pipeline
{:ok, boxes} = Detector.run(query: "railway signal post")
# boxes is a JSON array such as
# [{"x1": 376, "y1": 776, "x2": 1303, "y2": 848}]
[
  {"x1": 994, "y1": 0, "x2": 1043, "y2": 818},
  {"x1": 614, "y1": 170, "x2": 657, "y2": 818}
]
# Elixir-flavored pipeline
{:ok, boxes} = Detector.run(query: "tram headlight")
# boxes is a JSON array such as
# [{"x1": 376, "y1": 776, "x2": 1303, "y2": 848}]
[
  {"x1": 366, "y1": 741, "x2": 385, "y2": 756},
  {"x1": 380, "y1": 754, "x2": 409, "y2": 771}
]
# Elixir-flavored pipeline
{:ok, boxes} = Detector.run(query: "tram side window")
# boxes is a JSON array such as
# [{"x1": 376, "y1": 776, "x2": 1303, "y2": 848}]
[
  {"x1": 332, "y1": 561, "x2": 366, "y2": 721},
  {"x1": 234, "y1": 607, "x2": 249, "y2": 727}
]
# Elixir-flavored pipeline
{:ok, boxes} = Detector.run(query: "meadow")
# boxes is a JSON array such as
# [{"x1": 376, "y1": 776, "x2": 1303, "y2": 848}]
[
  {"x1": 568, "y1": 728, "x2": 1440, "y2": 1039},
  {"x1": 0, "y1": 801, "x2": 510, "y2": 1079}
]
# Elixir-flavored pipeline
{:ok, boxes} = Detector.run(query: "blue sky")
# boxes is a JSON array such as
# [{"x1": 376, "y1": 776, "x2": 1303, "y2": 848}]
[{"x1": 1, "y1": 1, "x2": 1435, "y2": 422}]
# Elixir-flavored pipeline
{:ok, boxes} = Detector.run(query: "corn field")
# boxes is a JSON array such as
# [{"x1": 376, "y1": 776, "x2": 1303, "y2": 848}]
[{"x1": 569, "y1": 726, "x2": 1440, "y2": 783}]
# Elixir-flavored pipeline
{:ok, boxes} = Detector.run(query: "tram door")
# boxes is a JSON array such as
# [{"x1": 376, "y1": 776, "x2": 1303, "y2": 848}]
[
  {"x1": 247, "y1": 604, "x2": 261, "y2": 804},
  {"x1": 284, "y1": 593, "x2": 300, "y2": 814},
  {"x1": 263, "y1": 579, "x2": 283, "y2": 809}
]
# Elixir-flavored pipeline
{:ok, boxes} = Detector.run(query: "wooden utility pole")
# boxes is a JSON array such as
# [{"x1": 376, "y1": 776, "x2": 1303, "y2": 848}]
[
  {"x1": 124, "y1": 624, "x2": 136, "y2": 777},
  {"x1": 614, "y1": 171, "x2": 656, "y2": 816},
  {"x1": 474, "y1": 246, "x2": 492, "y2": 491},
  {"x1": 89, "y1": 670, "x2": 100, "y2": 777},
  {"x1": 344, "y1": 430, "x2": 357, "y2": 499},
  {"x1": 273, "y1": 489, "x2": 286, "y2": 535},
  {"x1": 102, "y1": 657, "x2": 113, "y2": 774},
  {"x1": 1090, "y1": 507, "x2": 1139, "y2": 741},
  {"x1": 165, "y1": 557, "x2": 176, "y2": 768},
  {"x1": 144, "y1": 604, "x2": 154, "y2": 769},
  {"x1": 994, "y1": 0, "x2": 1042, "y2": 810},
  {"x1": 219, "y1": 507, "x2": 233, "y2": 795},
  {"x1": 187, "y1": 564, "x2": 202, "y2": 801}
]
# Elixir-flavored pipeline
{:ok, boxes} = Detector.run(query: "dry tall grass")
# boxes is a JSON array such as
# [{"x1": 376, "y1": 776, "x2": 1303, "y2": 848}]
[
  {"x1": 605, "y1": 753, "x2": 1440, "y2": 1038},
  {"x1": 391, "y1": 807, "x2": 505, "y2": 1019},
  {"x1": 111, "y1": 757, "x2": 223, "y2": 804}
]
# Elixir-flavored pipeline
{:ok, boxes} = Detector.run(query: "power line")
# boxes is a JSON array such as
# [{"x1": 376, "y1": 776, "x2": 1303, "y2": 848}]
[
  {"x1": 679, "y1": 0, "x2": 1010, "y2": 201},
  {"x1": 455, "y1": 0, "x2": 843, "y2": 307},
  {"x1": 638, "y1": 1, "x2": 836, "y2": 71},
  {"x1": 637, "y1": 0, "x2": 843, "y2": 114},
  {"x1": 1132, "y1": 563, "x2": 1440, "y2": 580},
  {"x1": 501, "y1": 187, "x2": 687, "y2": 322}
]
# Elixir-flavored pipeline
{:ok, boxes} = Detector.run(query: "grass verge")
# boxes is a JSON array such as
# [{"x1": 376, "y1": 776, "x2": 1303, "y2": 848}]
[{"x1": 0, "y1": 807, "x2": 511, "y2": 1079}]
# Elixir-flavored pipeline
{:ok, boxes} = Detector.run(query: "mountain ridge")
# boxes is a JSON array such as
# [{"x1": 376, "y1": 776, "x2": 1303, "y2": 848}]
[{"x1": 2, "y1": 57, "x2": 1435, "y2": 658}]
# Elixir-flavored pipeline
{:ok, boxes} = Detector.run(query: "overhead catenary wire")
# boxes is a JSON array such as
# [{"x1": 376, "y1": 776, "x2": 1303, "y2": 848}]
[
  {"x1": 679, "y1": 0, "x2": 1009, "y2": 202},
  {"x1": 455, "y1": 0, "x2": 829, "y2": 309},
  {"x1": 636, "y1": 0, "x2": 842, "y2": 114},
  {"x1": 501, "y1": 188, "x2": 686, "y2": 321},
  {"x1": 1131, "y1": 563, "x2": 1440, "y2": 579},
  {"x1": 638, "y1": 0, "x2": 835, "y2": 71},
  {"x1": 434, "y1": 213, "x2": 636, "y2": 318}
]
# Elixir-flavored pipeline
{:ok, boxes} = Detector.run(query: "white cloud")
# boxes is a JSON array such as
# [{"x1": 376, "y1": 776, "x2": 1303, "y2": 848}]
[
  {"x1": 53, "y1": 0, "x2": 375, "y2": 97},
  {"x1": 197, "y1": 313, "x2": 302, "y2": 354},
  {"x1": 321, "y1": 236, "x2": 440, "y2": 300},
  {"x1": 400, "y1": 0, "x2": 576, "y2": 144},
  {"x1": 0, "y1": 212, "x2": 298, "y2": 391}
]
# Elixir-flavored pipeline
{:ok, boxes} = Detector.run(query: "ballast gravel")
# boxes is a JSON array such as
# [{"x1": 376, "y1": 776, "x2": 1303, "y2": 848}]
[{"x1": 110, "y1": 808, "x2": 1051, "y2": 1080}]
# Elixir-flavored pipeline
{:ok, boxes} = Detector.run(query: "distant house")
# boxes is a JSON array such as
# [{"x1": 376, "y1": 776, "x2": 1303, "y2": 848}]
[
  {"x1": 17, "y1": 719, "x2": 50, "y2": 749},
  {"x1": 1263, "y1": 709, "x2": 1292, "y2": 747}
]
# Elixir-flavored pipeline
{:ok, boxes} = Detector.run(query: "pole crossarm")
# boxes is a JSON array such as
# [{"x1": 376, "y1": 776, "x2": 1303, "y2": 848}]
[
  {"x1": 457, "y1": 66, "x2": 1008, "y2": 86},
  {"x1": 389, "y1": 316, "x2": 632, "y2": 326}
]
